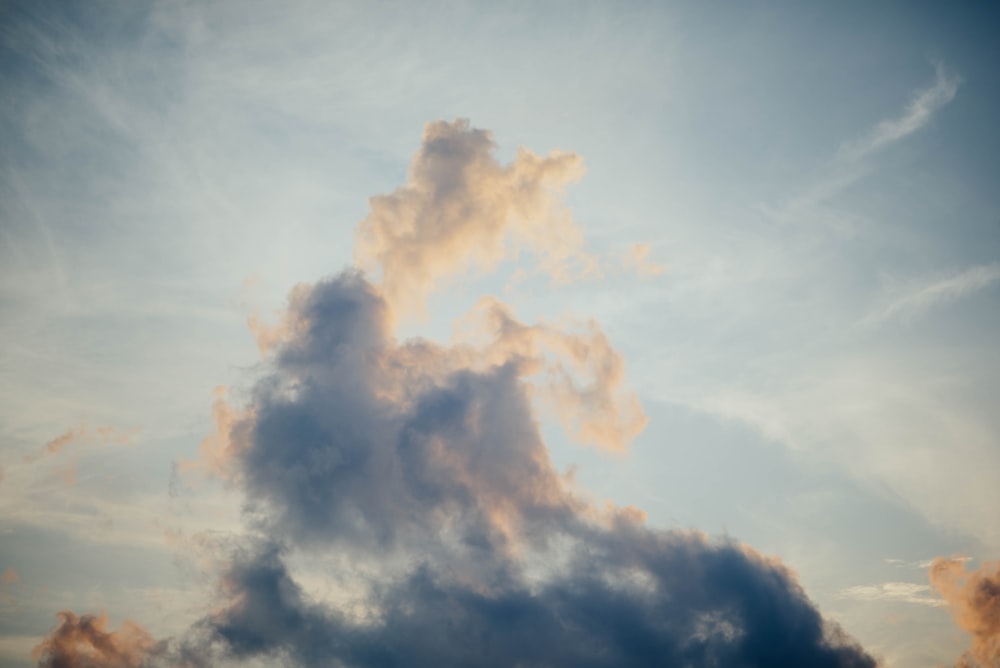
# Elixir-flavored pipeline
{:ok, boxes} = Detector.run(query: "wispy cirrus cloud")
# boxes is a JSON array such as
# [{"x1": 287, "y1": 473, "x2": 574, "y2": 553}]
[
  {"x1": 864, "y1": 263, "x2": 1000, "y2": 326},
  {"x1": 837, "y1": 64, "x2": 961, "y2": 162},
  {"x1": 838, "y1": 582, "x2": 946, "y2": 607},
  {"x1": 766, "y1": 63, "x2": 961, "y2": 222},
  {"x1": 21, "y1": 425, "x2": 138, "y2": 464}
]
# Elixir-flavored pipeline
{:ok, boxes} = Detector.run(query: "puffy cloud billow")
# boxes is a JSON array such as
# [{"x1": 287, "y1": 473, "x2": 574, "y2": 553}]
[
  {"x1": 37, "y1": 120, "x2": 878, "y2": 667},
  {"x1": 202, "y1": 529, "x2": 876, "y2": 668},
  {"x1": 32, "y1": 612, "x2": 155, "y2": 668},
  {"x1": 931, "y1": 557, "x2": 1000, "y2": 667},
  {"x1": 354, "y1": 118, "x2": 596, "y2": 316}
]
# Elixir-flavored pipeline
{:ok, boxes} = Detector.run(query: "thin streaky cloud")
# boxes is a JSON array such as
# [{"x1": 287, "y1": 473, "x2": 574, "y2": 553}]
[
  {"x1": 866, "y1": 263, "x2": 1000, "y2": 325},
  {"x1": 837, "y1": 582, "x2": 946, "y2": 607},
  {"x1": 765, "y1": 64, "x2": 961, "y2": 221},
  {"x1": 885, "y1": 557, "x2": 972, "y2": 569},
  {"x1": 838, "y1": 64, "x2": 961, "y2": 162},
  {"x1": 919, "y1": 556, "x2": 971, "y2": 569}
]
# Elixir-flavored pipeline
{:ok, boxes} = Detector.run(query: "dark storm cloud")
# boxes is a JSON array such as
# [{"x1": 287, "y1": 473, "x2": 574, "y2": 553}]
[
  {"x1": 231, "y1": 271, "x2": 582, "y2": 554},
  {"x1": 202, "y1": 528, "x2": 876, "y2": 668},
  {"x1": 185, "y1": 260, "x2": 877, "y2": 666}
]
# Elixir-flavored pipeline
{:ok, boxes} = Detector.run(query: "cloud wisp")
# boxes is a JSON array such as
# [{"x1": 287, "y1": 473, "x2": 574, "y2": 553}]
[
  {"x1": 21, "y1": 425, "x2": 138, "y2": 464},
  {"x1": 767, "y1": 64, "x2": 961, "y2": 223},
  {"x1": 35, "y1": 120, "x2": 878, "y2": 667},
  {"x1": 837, "y1": 64, "x2": 961, "y2": 163},
  {"x1": 864, "y1": 263, "x2": 1000, "y2": 326},
  {"x1": 837, "y1": 582, "x2": 946, "y2": 607}
]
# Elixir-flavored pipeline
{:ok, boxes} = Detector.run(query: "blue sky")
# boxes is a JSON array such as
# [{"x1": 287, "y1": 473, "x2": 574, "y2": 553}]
[{"x1": 1, "y1": 2, "x2": 999, "y2": 667}]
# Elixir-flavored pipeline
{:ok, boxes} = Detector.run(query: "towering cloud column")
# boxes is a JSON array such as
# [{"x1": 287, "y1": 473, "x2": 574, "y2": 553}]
[{"x1": 35, "y1": 120, "x2": 878, "y2": 668}]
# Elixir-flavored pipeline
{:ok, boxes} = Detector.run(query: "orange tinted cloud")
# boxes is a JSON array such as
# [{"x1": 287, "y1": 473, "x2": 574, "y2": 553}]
[
  {"x1": 1, "y1": 568, "x2": 18, "y2": 585},
  {"x1": 622, "y1": 242, "x2": 665, "y2": 277},
  {"x1": 24, "y1": 425, "x2": 138, "y2": 463},
  {"x1": 32, "y1": 611, "x2": 155, "y2": 668},
  {"x1": 355, "y1": 119, "x2": 596, "y2": 316},
  {"x1": 459, "y1": 297, "x2": 648, "y2": 452},
  {"x1": 247, "y1": 309, "x2": 292, "y2": 358},
  {"x1": 930, "y1": 556, "x2": 1000, "y2": 667},
  {"x1": 41, "y1": 429, "x2": 80, "y2": 456},
  {"x1": 181, "y1": 386, "x2": 251, "y2": 481}
]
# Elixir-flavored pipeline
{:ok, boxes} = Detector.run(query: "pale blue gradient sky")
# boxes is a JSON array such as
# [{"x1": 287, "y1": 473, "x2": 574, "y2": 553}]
[{"x1": 1, "y1": 2, "x2": 998, "y2": 666}]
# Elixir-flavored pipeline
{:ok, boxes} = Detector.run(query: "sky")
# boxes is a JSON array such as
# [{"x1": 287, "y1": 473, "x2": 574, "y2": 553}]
[{"x1": 1, "y1": 2, "x2": 999, "y2": 667}]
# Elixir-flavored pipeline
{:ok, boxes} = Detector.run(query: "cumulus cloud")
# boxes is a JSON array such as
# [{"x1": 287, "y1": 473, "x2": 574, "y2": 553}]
[
  {"x1": 930, "y1": 557, "x2": 1000, "y2": 667},
  {"x1": 455, "y1": 296, "x2": 648, "y2": 452},
  {"x1": 32, "y1": 612, "x2": 156, "y2": 668},
  {"x1": 205, "y1": 271, "x2": 586, "y2": 553},
  {"x1": 354, "y1": 119, "x2": 597, "y2": 316},
  {"x1": 180, "y1": 386, "x2": 248, "y2": 482},
  {"x1": 198, "y1": 531, "x2": 876, "y2": 668},
  {"x1": 40, "y1": 120, "x2": 877, "y2": 667}
]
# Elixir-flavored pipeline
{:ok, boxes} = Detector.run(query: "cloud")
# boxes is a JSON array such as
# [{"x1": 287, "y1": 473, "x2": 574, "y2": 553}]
[
  {"x1": 39, "y1": 430, "x2": 81, "y2": 457},
  {"x1": 197, "y1": 532, "x2": 877, "y2": 668},
  {"x1": 354, "y1": 119, "x2": 597, "y2": 317},
  {"x1": 621, "y1": 242, "x2": 665, "y2": 277},
  {"x1": 0, "y1": 568, "x2": 18, "y2": 585},
  {"x1": 694, "y1": 362, "x2": 1000, "y2": 555},
  {"x1": 456, "y1": 296, "x2": 648, "y2": 452},
  {"x1": 203, "y1": 271, "x2": 587, "y2": 552},
  {"x1": 837, "y1": 582, "x2": 946, "y2": 607},
  {"x1": 930, "y1": 557, "x2": 1000, "y2": 667},
  {"x1": 866, "y1": 263, "x2": 1000, "y2": 325},
  {"x1": 23, "y1": 425, "x2": 138, "y2": 464},
  {"x1": 180, "y1": 387, "x2": 248, "y2": 482},
  {"x1": 42, "y1": 121, "x2": 877, "y2": 667},
  {"x1": 766, "y1": 64, "x2": 961, "y2": 223},
  {"x1": 838, "y1": 64, "x2": 960, "y2": 162},
  {"x1": 32, "y1": 612, "x2": 156, "y2": 668}
]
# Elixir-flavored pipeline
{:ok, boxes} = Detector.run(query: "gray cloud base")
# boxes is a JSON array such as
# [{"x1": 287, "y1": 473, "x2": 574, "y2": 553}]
[{"x1": 186, "y1": 271, "x2": 877, "y2": 668}]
